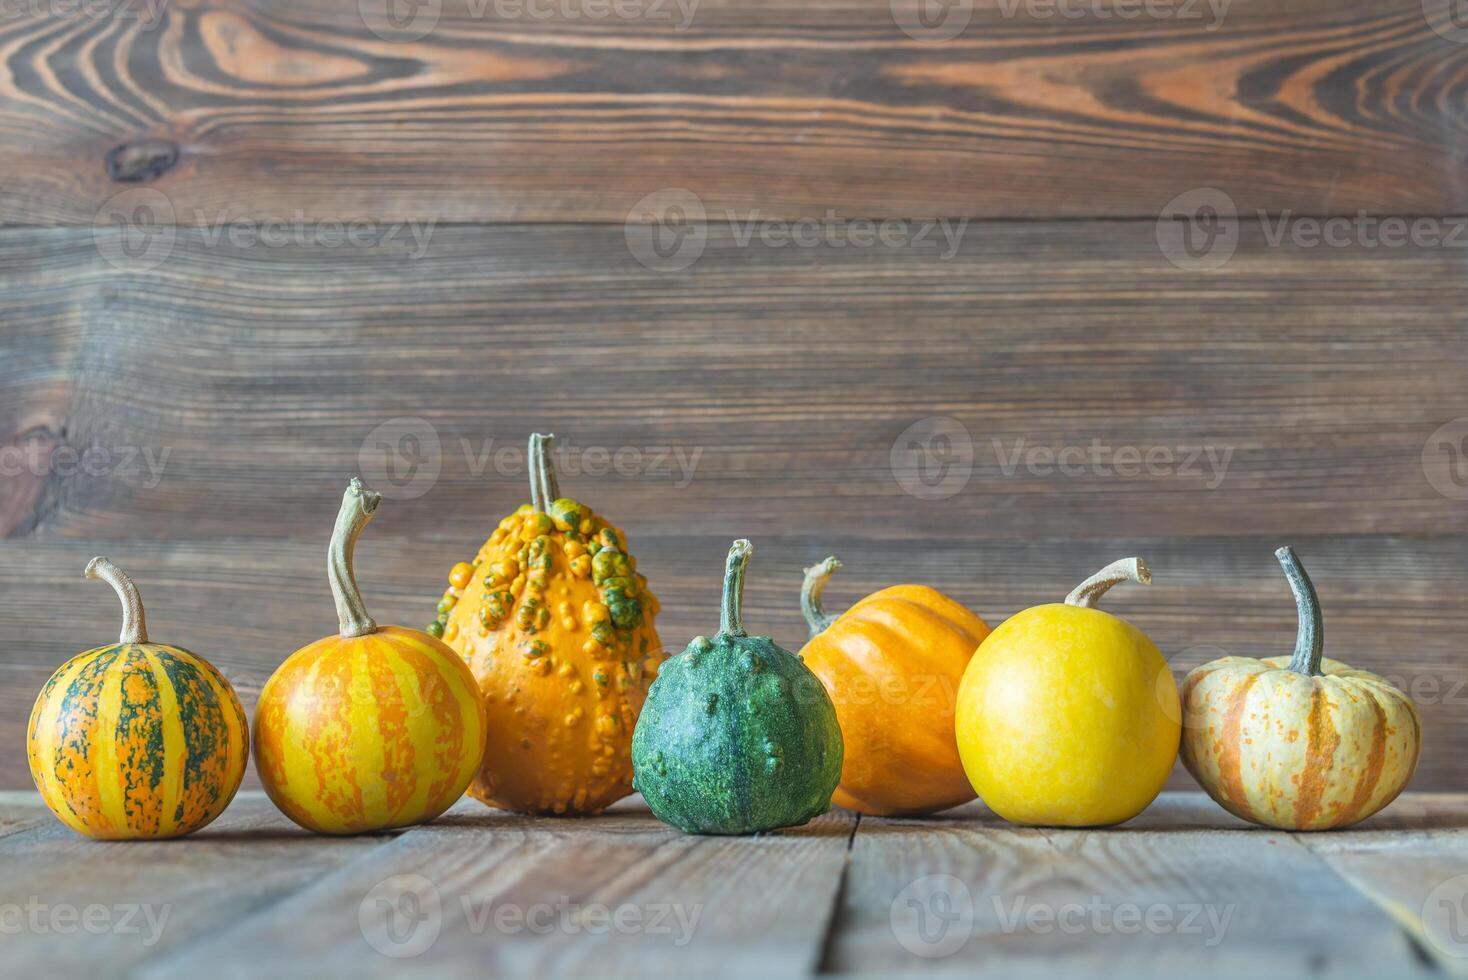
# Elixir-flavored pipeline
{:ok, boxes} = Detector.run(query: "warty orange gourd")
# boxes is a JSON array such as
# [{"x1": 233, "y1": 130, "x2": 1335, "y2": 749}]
[{"x1": 433, "y1": 433, "x2": 663, "y2": 815}]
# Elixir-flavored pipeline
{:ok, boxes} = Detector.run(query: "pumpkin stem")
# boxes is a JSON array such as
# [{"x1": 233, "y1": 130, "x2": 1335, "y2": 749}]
[
  {"x1": 1277, "y1": 546, "x2": 1324, "y2": 677},
  {"x1": 801, "y1": 556, "x2": 843, "y2": 637},
  {"x1": 528, "y1": 432, "x2": 561, "y2": 513},
  {"x1": 1064, "y1": 557, "x2": 1151, "y2": 608},
  {"x1": 328, "y1": 478, "x2": 382, "y2": 638},
  {"x1": 719, "y1": 539, "x2": 754, "y2": 638},
  {"x1": 85, "y1": 557, "x2": 148, "y2": 645}
]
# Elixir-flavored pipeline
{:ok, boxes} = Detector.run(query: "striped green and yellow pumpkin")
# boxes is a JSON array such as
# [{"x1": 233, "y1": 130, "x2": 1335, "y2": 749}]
[
  {"x1": 1181, "y1": 547, "x2": 1421, "y2": 830},
  {"x1": 27, "y1": 558, "x2": 248, "y2": 839},
  {"x1": 253, "y1": 479, "x2": 488, "y2": 835}
]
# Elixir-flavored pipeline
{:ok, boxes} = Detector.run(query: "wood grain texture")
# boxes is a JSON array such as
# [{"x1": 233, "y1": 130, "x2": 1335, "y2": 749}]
[
  {"x1": 0, "y1": 793, "x2": 386, "y2": 975},
  {"x1": 3, "y1": 0, "x2": 1468, "y2": 223},
  {"x1": 2, "y1": 221, "x2": 1465, "y2": 543},
  {"x1": 142, "y1": 795, "x2": 855, "y2": 979},
  {"x1": 3, "y1": 790, "x2": 1461, "y2": 977},
  {"x1": 825, "y1": 793, "x2": 1434, "y2": 976}
]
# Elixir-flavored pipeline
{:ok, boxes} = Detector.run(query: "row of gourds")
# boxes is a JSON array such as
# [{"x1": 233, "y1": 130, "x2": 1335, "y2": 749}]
[{"x1": 27, "y1": 434, "x2": 1422, "y2": 840}]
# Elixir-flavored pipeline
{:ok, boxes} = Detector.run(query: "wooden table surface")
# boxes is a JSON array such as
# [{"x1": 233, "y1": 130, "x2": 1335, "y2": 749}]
[{"x1": 2, "y1": 790, "x2": 1465, "y2": 978}]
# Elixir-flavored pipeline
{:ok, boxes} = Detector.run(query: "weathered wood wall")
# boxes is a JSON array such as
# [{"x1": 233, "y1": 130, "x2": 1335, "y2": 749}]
[{"x1": 2, "y1": 0, "x2": 1466, "y2": 791}]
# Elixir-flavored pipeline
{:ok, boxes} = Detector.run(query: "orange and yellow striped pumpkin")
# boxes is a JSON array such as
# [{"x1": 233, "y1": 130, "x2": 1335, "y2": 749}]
[
  {"x1": 798, "y1": 557, "x2": 990, "y2": 816},
  {"x1": 253, "y1": 479, "x2": 487, "y2": 835},
  {"x1": 1181, "y1": 547, "x2": 1421, "y2": 830},
  {"x1": 27, "y1": 558, "x2": 248, "y2": 839}
]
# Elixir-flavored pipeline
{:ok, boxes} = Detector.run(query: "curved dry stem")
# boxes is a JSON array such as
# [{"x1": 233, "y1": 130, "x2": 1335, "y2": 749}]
[
  {"x1": 1064, "y1": 557, "x2": 1152, "y2": 608},
  {"x1": 86, "y1": 556, "x2": 148, "y2": 645},
  {"x1": 719, "y1": 539, "x2": 755, "y2": 637},
  {"x1": 801, "y1": 556, "x2": 843, "y2": 637},
  {"x1": 329, "y1": 478, "x2": 382, "y2": 638},
  {"x1": 1277, "y1": 546, "x2": 1324, "y2": 676}
]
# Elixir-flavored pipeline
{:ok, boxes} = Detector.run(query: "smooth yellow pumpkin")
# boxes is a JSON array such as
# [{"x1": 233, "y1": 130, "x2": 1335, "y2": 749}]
[
  {"x1": 254, "y1": 480, "x2": 487, "y2": 835},
  {"x1": 1181, "y1": 547, "x2": 1420, "y2": 830},
  {"x1": 435, "y1": 434, "x2": 663, "y2": 815},
  {"x1": 798, "y1": 557, "x2": 989, "y2": 816},
  {"x1": 28, "y1": 558, "x2": 248, "y2": 839},
  {"x1": 955, "y1": 558, "x2": 1179, "y2": 826}
]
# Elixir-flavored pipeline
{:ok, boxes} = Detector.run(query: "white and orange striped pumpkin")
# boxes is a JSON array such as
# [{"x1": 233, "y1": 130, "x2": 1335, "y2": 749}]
[
  {"x1": 253, "y1": 479, "x2": 487, "y2": 835},
  {"x1": 1181, "y1": 547, "x2": 1420, "y2": 830}
]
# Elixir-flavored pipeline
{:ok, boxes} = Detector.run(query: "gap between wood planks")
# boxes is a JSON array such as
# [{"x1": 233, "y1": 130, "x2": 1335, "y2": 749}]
[{"x1": 814, "y1": 812, "x2": 862, "y2": 974}]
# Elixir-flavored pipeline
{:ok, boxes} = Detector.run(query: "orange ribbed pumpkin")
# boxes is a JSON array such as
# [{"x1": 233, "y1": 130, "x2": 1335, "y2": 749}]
[{"x1": 797, "y1": 557, "x2": 990, "y2": 816}]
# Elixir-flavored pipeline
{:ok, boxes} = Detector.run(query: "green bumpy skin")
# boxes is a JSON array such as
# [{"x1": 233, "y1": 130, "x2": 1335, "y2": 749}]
[{"x1": 631, "y1": 539, "x2": 843, "y2": 836}]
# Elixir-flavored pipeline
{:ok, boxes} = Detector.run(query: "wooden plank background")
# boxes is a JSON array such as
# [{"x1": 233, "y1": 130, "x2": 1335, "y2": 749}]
[{"x1": 3, "y1": 0, "x2": 1468, "y2": 799}]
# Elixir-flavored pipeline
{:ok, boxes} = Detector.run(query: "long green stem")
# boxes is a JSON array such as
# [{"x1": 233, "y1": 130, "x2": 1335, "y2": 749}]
[
  {"x1": 1277, "y1": 546, "x2": 1324, "y2": 676},
  {"x1": 86, "y1": 557, "x2": 147, "y2": 645},
  {"x1": 329, "y1": 478, "x2": 382, "y2": 638},
  {"x1": 1064, "y1": 557, "x2": 1151, "y2": 608},
  {"x1": 801, "y1": 556, "x2": 843, "y2": 637},
  {"x1": 719, "y1": 539, "x2": 754, "y2": 637},
  {"x1": 528, "y1": 433, "x2": 561, "y2": 513}
]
